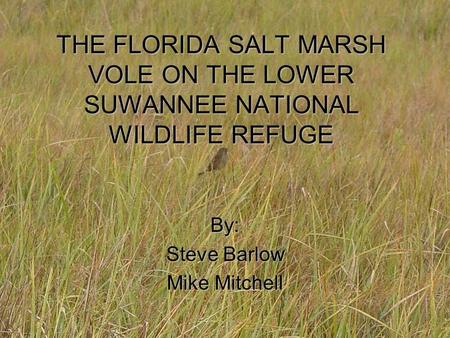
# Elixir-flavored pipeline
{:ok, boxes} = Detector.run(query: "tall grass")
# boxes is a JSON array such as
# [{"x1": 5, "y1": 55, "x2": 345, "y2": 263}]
[{"x1": 0, "y1": 1, "x2": 449, "y2": 336}]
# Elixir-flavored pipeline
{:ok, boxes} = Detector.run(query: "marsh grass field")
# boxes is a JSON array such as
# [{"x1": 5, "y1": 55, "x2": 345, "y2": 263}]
[{"x1": 0, "y1": 1, "x2": 449, "y2": 337}]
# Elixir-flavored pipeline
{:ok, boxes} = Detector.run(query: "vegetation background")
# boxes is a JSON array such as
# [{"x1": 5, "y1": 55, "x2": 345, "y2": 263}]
[{"x1": 0, "y1": 0, "x2": 448, "y2": 336}]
